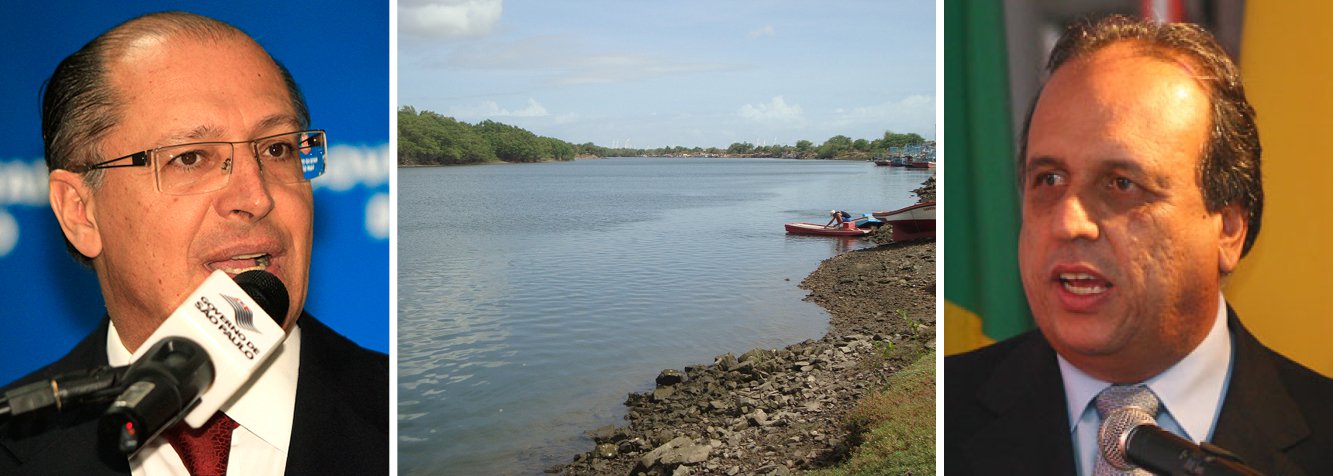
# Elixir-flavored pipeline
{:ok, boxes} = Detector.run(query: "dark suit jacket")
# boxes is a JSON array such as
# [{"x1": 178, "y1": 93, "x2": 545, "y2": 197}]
[
  {"x1": 0, "y1": 314, "x2": 388, "y2": 475},
  {"x1": 945, "y1": 309, "x2": 1333, "y2": 476}
]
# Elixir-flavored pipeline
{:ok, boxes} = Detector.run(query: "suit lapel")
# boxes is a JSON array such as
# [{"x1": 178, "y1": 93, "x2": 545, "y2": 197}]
[
  {"x1": 1211, "y1": 310, "x2": 1309, "y2": 476},
  {"x1": 285, "y1": 315, "x2": 387, "y2": 474},
  {"x1": 963, "y1": 334, "x2": 1078, "y2": 475}
]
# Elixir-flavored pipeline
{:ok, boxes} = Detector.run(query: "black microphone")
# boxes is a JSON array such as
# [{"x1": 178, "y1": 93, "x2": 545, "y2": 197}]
[
  {"x1": 0, "y1": 366, "x2": 129, "y2": 422},
  {"x1": 1100, "y1": 407, "x2": 1266, "y2": 475},
  {"x1": 99, "y1": 269, "x2": 290, "y2": 455}
]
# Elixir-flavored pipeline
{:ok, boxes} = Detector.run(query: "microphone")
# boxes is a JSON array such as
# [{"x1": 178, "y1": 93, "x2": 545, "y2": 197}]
[
  {"x1": 0, "y1": 366, "x2": 128, "y2": 421},
  {"x1": 99, "y1": 269, "x2": 290, "y2": 455},
  {"x1": 1099, "y1": 408, "x2": 1265, "y2": 476}
]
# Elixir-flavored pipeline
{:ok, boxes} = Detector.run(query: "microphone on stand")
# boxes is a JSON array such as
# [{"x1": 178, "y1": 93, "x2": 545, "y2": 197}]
[
  {"x1": 0, "y1": 366, "x2": 128, "y2": 422},
  {"x1": 1099, "y1": 407, "x2": 1265, "y2": 476},
  {"x1": 98, "y1": 269, "x2": 290, "y2": 455}
]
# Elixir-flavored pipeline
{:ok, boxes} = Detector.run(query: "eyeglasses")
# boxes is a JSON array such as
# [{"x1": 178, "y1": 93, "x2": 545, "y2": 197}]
[{"x1": 74, "y1": 130, "x2": 327, "y2": 195}]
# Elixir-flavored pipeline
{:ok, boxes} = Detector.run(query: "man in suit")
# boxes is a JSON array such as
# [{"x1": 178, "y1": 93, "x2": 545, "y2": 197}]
[
  {"x1": 945, "y1": 15, "x2": 1333, "y2": 475},
  {"x1": 0, "y1": 12, "x2": 387, "y2": 474}
]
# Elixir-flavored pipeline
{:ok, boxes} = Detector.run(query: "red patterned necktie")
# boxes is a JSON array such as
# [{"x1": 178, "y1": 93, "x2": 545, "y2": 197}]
[{"x1": 162, "y1": 411, "x2": 239, "y2": 476}]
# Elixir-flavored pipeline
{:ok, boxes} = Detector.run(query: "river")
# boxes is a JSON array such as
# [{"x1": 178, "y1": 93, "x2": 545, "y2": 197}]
[{"x1": 397, "y1": 157, "x2": 931, "y2": 474}]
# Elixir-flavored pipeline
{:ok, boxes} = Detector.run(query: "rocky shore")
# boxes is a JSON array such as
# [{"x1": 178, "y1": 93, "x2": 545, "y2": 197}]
[{"x1": 552, "y1": 237, "x2": 936, "y2": 475}]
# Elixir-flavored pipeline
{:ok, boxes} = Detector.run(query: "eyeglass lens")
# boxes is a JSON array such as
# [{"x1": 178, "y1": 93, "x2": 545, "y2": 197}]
[{"x1": 154, "y1": 131, "x2": 325, "y2": 195}]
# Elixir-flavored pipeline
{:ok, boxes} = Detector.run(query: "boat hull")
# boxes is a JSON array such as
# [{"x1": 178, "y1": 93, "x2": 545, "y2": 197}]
[
  {"x1": 872, "y1": 202, "x2": 936, "y2": 241},
  {"x1": 784, "y1": 222, "x2": 871, "y2": 237}
]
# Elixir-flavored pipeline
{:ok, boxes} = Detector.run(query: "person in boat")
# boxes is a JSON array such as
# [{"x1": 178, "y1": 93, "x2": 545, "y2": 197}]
[
  {"x1": 825, "y1": 209, "x2": 853, "y2": 228},
  {"x1": 945, "y1": 15, "x2": 1333, "y2": 476}
]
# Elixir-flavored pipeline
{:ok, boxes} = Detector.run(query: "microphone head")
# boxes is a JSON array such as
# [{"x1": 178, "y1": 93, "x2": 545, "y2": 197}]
[
  {"x1": 1097, "y1": 407, "x2": 1154, "y2": 470},
  {"x1": 233, "y1": 270, "x2": 289, "y2": 326}
]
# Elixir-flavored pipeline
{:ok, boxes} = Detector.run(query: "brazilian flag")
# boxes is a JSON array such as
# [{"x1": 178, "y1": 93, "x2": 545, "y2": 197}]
[{"x1": 943, "y1": 0, "x2": 1031, "y2": 355}]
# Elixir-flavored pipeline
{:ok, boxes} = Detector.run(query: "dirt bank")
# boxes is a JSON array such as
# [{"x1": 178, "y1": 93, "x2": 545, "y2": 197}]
[{"x1": 552, "y1": 238, "x2": 936, "y2": 475}]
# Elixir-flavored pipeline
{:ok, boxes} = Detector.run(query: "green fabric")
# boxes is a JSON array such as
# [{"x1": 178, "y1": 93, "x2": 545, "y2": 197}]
[{"x1": 943, "y1": 0, "x2": 1031, "y2": 341}]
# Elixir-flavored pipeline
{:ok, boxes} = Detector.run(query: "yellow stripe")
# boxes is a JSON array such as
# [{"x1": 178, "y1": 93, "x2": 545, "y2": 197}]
[
  {"x1": 1225, "y1": 1, "x2": 1333, "y2": 378},
  {"x1": 944, "y1": 300, "x2": 995, "y2": 356}
]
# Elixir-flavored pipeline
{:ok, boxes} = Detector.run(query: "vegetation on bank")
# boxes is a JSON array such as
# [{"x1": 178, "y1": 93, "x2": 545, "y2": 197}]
[
  {"x1": 397, "y1": 106, "x2": 930, "y2": 165},
  {"x1": 812, "y1": 350, "x2": 936, "y2": 476},
  {"x1": 399, "y1": 107, "x2": 576, "y2": 165}
]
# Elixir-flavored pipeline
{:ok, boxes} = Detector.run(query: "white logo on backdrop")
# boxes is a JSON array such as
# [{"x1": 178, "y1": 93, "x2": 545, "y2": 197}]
[
  {"x1": 366, "y1": 192, "x2": 389, "y2": 240},
  {"x1": 0, "y1": 211, "x2": 17, "y2": 257}
]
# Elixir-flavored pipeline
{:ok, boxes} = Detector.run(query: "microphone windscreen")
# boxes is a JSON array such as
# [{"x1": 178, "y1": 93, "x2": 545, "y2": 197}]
[
  {"x1": 1097, "y1": 407, "x2": 1155, "y2": 470},
  {"x1": 234, "y1": 270, "x2": 289, "y2": 325}
]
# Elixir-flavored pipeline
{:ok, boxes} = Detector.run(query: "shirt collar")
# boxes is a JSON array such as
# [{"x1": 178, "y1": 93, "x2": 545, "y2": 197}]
[
  {"x1": 1058, "y1": 293, "x2": 1232, "y2": 441},
  {"x1": 107, "y1": 320, "x2": 302, "y2": 451}
]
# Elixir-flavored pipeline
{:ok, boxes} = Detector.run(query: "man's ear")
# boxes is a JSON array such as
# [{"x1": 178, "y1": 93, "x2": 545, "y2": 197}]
[
  {"x1": 1218, "y1": 203, "x2": 1247, "y2": 274},
  {"x1": 48, "y1": 170, "x2": 102, "y2": 259}
]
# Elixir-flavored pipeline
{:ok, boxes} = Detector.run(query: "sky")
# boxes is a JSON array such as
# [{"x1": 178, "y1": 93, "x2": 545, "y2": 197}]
[{"x1": 399, "y1": 0, "x2": 936, "y2": 149}]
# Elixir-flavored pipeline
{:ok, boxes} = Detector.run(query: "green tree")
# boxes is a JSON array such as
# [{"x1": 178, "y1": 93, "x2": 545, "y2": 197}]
[{"x1": 817, "y1": 135, "x2": 853, "y2": 158}]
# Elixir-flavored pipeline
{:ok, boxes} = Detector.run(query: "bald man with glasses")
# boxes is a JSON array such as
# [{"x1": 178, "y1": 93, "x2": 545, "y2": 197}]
[{"x1": 0, "y1": 12, "x2": 386, "y2": 475}]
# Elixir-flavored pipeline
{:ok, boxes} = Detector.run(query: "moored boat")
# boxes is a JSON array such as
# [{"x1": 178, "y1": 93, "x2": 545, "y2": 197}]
[{"x1": 872, "y1": 202, "x2": 936, "y2": 241}]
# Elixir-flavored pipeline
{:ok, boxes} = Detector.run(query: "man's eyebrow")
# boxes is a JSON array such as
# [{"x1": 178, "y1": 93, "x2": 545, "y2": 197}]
[
  {"x1": 252, "y1": 114, "x2": 303, "y2": 136},
  {"x1": 152, "y1": 114, "x2": 302, "y2": 146},
  {"x1": 1025, "y1": 156, "x2": 1062, "y2": 172},
  {"x1": 159, "y1": 124, "x2": 227, "y2": 145}
]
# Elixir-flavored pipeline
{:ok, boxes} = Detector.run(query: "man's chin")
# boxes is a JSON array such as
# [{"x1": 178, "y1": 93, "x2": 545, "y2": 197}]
[{"x1": 1039, "y1": 315, "x2": 1127, "y2": 356}]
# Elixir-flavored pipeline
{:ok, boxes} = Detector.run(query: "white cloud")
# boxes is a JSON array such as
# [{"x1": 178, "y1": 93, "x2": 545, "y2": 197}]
[
  {"x1": 557, "y1": 54, "x2": 741, "y2": 85},
  {"x1": 738, "y1": 96, "x2": 803, "y2": 122},
  {"x1": 400, "y1": 0, "x2": 503, "y2": 39},
  {"x1": 835, "y1": 94, "x2": 933, "y2": 121},
  {"x1": 554, "y1": 113, "x2": 579, "y2": 124},
  {"x1": 442, "y1": 36, "x2": 744, "y2": 85},
  {"x1": 823, "y1": 94, "x2": 936, "y2": 138},
  {"x1": 449, "y1": 98, "x2": 550, "y2": 118},
  {"x1": 748, "y1": 25, "x2": 776, "y2": 39}
]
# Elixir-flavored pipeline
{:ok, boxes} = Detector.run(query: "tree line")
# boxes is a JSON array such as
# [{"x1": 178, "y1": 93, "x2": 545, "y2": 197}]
[
  {"x1": 399, "y1": 106, "x2": 575, "y2": 165},
  {"x1": 399, "y1": 106, "x2": 928, "y2": 165}
]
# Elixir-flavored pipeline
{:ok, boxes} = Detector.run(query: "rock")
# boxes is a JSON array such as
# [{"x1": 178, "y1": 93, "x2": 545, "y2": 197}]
[
  {"x1": 653, "y1": 386, "x2": 675, "y2": 402},
  {"x1": 739, "y1": 348, "x2": 768, "y2": 363},
  {"x1": 641, "y1": 436, "x2": 712, "y2": 469},
  {"x1": 586, "y1": 424, "x2": 621, "y2": 443},
  {"x1": 715, "y1": 353, "x2": 739, "y2": 371},
  {"x1": 656, "y1": 369, "x2": 686, "y2": 386},
  {"x1": 596, "y1": 443, "x2": 618, "y2": 458},
  {"x1": 750, "y1": 409, "x2": 772, "y2": 427}
]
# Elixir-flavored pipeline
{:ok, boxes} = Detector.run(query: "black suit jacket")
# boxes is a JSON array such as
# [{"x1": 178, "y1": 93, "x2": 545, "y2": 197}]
[
  {"x1": 945, "y1": 309, "x2": 1333, "y2": 476},
  {"x1": 0, "y1": 314, "x2": 388, "y2": 475}
]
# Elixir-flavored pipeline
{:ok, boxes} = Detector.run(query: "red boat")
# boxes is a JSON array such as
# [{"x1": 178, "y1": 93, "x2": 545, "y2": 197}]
[
  {"x1": 872, "y1": 202, "x2": 936, "y2": 241},
  {"x1": 784, "y1": 222, "x2": 872, "y2": 237}
]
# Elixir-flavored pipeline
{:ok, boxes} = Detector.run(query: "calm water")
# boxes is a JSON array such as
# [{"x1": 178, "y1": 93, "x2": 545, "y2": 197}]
[{"x1": 398, "y1": 157, "x2": 931, "y2": 474}]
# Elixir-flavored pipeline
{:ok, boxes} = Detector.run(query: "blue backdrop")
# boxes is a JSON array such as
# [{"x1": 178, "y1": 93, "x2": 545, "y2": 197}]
[{"x1": 0, "y1": 3, "x2": 390, "y2": 384}]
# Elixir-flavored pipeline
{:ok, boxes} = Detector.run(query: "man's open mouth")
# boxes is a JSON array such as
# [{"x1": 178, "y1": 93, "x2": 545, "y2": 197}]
[
  {"x1": 209, "y1": 253, "x2": 272, "y2": 275},
  {"x1": 1059, "y1": 272, "x2": 1111, "y2": 295}
]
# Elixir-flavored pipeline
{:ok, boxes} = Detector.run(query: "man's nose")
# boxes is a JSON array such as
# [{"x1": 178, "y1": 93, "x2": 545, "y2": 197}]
[
  {"x1": 1051, "y1": 192, "x2": 1100, "y2": 242},
  {"x1": 213, "y1": 149, "x2": 275, "y2": 221}
]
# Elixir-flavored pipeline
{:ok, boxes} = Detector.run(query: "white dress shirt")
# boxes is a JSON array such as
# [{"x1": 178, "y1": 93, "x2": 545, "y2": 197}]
[
  {"x1": 106, "y1": 320, "x2": 301, "y2": 476},
  {"x1": 1059, "y1": 294, "x2": 1234, "y2": 476}
]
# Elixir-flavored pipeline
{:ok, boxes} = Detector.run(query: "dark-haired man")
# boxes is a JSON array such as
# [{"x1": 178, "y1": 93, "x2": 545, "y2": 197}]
[
  {"x1": 945, "y1": 15, "x2": 1333, "y2": 476},
  {"x1": 0, "y1": 12, "x2": 387, "y2": 475}
]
